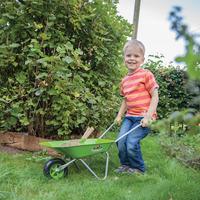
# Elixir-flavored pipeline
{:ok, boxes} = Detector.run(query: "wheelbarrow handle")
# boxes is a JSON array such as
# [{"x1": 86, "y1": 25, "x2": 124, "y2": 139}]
[
  {"x1": 115, "y1": 123, "x2": 142, "y2": 143},
  {"x1": 98, "y1": 122, "x2": 116, "y2": 139}
]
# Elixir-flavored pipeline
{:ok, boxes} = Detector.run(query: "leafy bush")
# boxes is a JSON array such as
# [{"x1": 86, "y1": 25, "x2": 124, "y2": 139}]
[
  {"x1": 144, "y1": 57, "x2": 192, "y2": 119},
  {"x1": 0, "y1": 0, "x2": 131, "y2": 137}
]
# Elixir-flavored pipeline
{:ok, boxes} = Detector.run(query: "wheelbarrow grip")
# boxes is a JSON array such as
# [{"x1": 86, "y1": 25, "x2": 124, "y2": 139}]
[
  {"x1": 115, "y1": 123, "x2": 142, "y2": 143},
  {"x1": 98, "y1": 122, "x2": 116, "y2": 139}
]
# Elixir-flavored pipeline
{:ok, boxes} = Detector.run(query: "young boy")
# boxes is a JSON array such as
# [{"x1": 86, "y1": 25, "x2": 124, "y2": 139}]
[{"x1": 115, "y1": 39, "x2": 159, "y2": 174}]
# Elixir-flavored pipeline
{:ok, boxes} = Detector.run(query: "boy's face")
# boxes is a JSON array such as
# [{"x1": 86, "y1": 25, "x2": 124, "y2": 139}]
[{"x1": 124, "y1": 45, "x2": 144, "y2": 73}]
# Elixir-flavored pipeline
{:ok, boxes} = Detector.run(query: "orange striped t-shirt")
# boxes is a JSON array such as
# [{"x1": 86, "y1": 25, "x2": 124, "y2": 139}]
[{"x1": 120, "y1": 67, "x2": 159, "y2": 118}]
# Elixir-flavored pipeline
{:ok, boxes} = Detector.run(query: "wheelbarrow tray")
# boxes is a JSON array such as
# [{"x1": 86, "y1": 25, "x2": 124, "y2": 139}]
[{"x1": 40, "y1": 138, "x2": 114, "y2": 159}]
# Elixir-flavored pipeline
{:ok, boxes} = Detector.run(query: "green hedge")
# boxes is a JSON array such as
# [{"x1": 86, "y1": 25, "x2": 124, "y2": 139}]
[
  {"x1": 144, "y1": 57, "x2": 192, "y2": 119},
  {"x1": 0, "y1": 0, "x2": 131, "y2": 137}
]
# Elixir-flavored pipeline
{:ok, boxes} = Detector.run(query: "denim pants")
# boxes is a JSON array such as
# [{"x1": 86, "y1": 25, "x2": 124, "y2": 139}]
[{"x1": 117, "y1": 116, "x2": 150, "y2": 172}]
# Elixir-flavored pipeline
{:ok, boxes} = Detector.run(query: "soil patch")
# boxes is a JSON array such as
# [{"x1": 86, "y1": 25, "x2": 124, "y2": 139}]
[{"x1": 0, "y1": 144, "x2": 25, "y2": 154}]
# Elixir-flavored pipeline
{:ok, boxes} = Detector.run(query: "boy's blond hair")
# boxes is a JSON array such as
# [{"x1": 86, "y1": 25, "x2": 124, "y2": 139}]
[{"x1": 123, "y1": 39, "x2": 145, "y2": 56}]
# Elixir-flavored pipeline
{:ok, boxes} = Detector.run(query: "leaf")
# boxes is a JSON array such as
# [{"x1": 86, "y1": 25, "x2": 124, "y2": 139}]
[
  {"x1": 73, "y1": 92, "x2": 80, "y2": 98},
  {"x1": 40, "y1": 33, "x2": 48, "y2": 40},
  {"x1": 0, "y1": 44, "x2": 7, "y2": 49},
  {"x1": 34, "y1": 22, "x2": 43, "y2": 29},
  {"x1": 36, "y1": 108, "x2": 45, "y2": 115},
  {"x1": 2, "y1": 13, "x2": 15, "y2": 19},
  {"x1": 8, "y1": 117, "x2": 18, "y2": 126},
  {"x1": 16, "y1": 72, "x2": 27, "y2": 84},
  {"x1": 36, "y1": 72, "x2": 48, "y2": 79},
  {"x1": 0, "y1": 18, "x2": 6, "y2": 25},
  {"x1": 75, "y1": 48, "x2": 83, "y2": 55},
  {"x1": 36, "y1": 58, "x2": 47, "y2": 65},
  {"x1": 0, "y1": 98, "x2": 9, "y2": 103},
  {"x1": 9, "y1": 43, "x2": 20, "y2": 48},
  {"x1": 64, "y1": 42, "x2": 73, "y2": 51},
  {"x1": 98, "y1": 81, "x2": 106, "y2": 87},
  {"x1": 47, "y1": 88, "x2": 58, "y2": 96},
  {"x1": 63, "y1": 56, "x2": 73, "y2": 64},
  {"x1": 19, "y1": 117, "x2": 29, "y2": 126},
  {"x1": 35, "y1": 89, "x2": 44, "y2": 96},
  {"x1": 25, "y1": 60, "x2": 32, "y2": 65},
  {"x1": 56, "y1": 46, "x2": 66, "y2": 54}
]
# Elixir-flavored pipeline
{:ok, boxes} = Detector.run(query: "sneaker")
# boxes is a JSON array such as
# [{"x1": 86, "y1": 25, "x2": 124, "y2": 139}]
[
  {"x1": 126, "y1": 168, "x2": 144, "y2": 175},
  {"x1": 114, "y1": 165, "x2": 129, "y2": 173}
]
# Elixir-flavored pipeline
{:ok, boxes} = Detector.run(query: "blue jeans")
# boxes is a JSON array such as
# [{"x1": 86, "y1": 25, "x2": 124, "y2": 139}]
[{"x1": 117, "y1": 116, "x2": 150, "y2": 172}]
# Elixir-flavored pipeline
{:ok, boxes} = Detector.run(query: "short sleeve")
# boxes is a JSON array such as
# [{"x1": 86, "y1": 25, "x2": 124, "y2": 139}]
[{"x1": 145, "y1": 70, "x2": 159, "y2": 94}]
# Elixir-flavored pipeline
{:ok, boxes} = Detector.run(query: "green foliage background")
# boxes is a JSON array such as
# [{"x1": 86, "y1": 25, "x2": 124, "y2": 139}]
[
  {"x1": 0, "y1": 1, "x2": 197, "y2": 139},
  {"x1": 152, "y1": 7, "x2": 200, "y2": 169},
  {"x1": 0, "y1": 0, "x2": 131, "y2": 137},
  {"x1": 144, "y1": 57, "x2": 192, "y2": 119}
]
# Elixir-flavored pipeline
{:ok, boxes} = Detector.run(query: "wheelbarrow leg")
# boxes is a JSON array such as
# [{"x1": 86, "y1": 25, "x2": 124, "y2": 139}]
[{"x1": 79, "y1": 152, "x2": 109, "y2": 180}]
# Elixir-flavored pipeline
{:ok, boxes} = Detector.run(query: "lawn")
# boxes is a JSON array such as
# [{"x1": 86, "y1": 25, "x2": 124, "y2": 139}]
[{"x1": 0, "y1": 136, "x2": 200, "y2": 200}]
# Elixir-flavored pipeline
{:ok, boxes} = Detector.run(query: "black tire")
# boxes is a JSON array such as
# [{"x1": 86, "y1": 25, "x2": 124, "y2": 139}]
[{"x1": 43, "y1": 158, "x2": 68, "y2": 179}]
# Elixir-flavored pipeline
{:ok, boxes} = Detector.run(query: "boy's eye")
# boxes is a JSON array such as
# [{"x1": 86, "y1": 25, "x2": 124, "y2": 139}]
[{"x1": 126, "y1": 54, "x2": 140, "y2": 57}]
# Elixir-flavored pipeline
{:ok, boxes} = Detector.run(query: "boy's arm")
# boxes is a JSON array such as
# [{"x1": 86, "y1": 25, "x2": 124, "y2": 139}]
[
  {"x1": 115, "y1": 99, "x2": 127, "y2": 125},
  {"x1": 141, "y1": 88, "x2": 159, "y2": 127}
]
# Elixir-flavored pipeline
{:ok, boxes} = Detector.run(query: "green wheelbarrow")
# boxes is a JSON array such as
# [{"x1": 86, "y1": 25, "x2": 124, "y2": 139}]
[{"x1": 40, "y1": 123, "x2": 141, "y2": 180}]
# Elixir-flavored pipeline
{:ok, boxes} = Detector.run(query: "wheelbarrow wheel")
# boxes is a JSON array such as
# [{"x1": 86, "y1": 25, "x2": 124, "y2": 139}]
[{"x1": 43, "y1": 158, "x2": 68, "y2": 179}]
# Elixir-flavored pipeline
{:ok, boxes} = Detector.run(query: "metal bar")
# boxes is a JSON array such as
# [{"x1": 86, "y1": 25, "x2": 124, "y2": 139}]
[
  {"x1": 115, "y1": 123, "x2": 141, "y2": 143},
  {"x1": 132, "y1": 0, "x2": 141, "y2": 39},
  {"x1": 99, "y1": 122, "x2": 115, "y2": 139},
  {"x1": 57, "y1": 159, "x2": 76, "y2": 171},
  {"x1": 79, "y1": 152, "x2": 109, "y2": 180}
]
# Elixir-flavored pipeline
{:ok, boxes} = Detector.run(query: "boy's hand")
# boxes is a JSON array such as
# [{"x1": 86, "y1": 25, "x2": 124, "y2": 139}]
[
  {"x1": 141, "y1": 115, "x2": 151, "y2": 127},
  {"x1": 115, "y1": 116, "x2": 122, "y2": 125}
]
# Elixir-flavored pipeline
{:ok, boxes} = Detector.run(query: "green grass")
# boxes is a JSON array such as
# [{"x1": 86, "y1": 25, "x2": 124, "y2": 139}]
[{"x1": 0, "y1": 136, "x2": 200, "y2": 200}]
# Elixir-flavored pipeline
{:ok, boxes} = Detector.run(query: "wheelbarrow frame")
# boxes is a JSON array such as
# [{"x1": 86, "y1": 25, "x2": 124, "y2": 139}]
[{"x1": 41, "y1": 123, "x2": 141, "y2": 180}]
